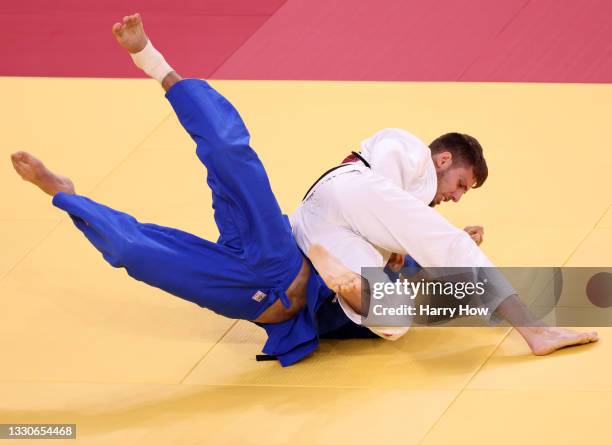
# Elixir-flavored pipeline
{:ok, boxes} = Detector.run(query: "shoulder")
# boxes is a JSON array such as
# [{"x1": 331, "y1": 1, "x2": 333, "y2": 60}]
[
  {"x1": 360, "y1": 128, "x2": 431, "y2": 166},
  {"x1": 361, "y1": 128, "x2": 429, "y2": 153}
]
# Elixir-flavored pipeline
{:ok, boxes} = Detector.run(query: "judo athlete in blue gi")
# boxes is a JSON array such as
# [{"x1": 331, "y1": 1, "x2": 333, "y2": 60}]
[{"x1": 9, "y1": 13, "x2": 369, "y2": 366}]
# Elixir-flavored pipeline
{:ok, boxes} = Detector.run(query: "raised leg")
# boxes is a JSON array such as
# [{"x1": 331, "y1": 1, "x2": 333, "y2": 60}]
[{"x1": 113, "y1": 13, "x2": 301, "y2": 284}]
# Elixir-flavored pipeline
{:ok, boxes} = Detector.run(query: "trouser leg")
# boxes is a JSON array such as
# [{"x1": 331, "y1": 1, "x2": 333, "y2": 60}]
[
  {"x1": 52, "y1": 192, "x2": 280, "y2": 320},
  {"x1": 165, "y1": 79, "x2": 302, "y2": 287}
]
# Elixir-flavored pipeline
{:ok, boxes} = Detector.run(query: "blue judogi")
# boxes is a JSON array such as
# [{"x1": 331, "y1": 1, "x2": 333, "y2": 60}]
[{"x1": 52, "y1": 79, "x2": 334, "y2": 366}]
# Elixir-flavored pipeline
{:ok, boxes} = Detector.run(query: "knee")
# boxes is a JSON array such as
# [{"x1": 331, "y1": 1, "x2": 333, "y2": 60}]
[
  {"x1": 106, "y1": 237, "x2": 136, "y2": 269},
  {"x1": 195, "y1": 137, "x2": 252, "y2": 164},
  {"x1": 107, "y1": 222, "x2": 141, "y2": 269}
]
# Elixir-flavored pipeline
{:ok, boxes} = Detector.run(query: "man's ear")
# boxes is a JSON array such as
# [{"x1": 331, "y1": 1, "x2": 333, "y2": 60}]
[{"x1": 433, "y1": 151, "x2": 453, "y2": 171}]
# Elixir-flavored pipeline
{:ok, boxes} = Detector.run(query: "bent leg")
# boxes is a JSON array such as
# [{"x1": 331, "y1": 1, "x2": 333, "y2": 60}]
[{"x1": 52, "y1": 192, "x2": 280, "y2": 320}]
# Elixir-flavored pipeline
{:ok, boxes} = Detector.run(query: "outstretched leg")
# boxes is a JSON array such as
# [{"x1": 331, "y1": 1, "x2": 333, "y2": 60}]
[{"x1": 10, "y1": 150, "x2": 286, "y2": 320}]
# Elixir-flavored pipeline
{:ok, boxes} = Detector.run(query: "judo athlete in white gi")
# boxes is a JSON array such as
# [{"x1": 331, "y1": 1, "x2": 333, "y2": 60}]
[{"x1": 296, "y1": 124, "x2": 600, "y2": 355}]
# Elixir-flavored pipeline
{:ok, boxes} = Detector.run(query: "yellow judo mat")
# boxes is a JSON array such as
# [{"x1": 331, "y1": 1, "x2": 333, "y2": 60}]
[{"x1": 1, "y1": 77, "x2": 611, "y2": 444}]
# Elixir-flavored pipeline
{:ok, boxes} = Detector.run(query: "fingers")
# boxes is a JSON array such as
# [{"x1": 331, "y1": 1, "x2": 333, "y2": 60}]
[
  {"x1": 469, "y1": 230, "x2": 482, "y2": 244},
  {"x1": 464, "y1": 225, "x2": 484, "y2": 245},
  {"x1": 464, "y1": 225, "x2": 484, "y2": 235},
  {"x1": 470, "y1": 233, "x2": 483, "y2": 245},
  {"x1": 386, "y1": 253, "x2": 404, "y2": 272},
  {"x1": 388, "y1": 261, "x2": 402, "y2": 273}
]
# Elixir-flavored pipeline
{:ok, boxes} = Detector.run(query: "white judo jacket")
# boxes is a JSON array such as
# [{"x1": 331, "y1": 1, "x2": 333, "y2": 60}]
[{"x1": 290, "y1": 128, "x2": 501, "y2": 339}]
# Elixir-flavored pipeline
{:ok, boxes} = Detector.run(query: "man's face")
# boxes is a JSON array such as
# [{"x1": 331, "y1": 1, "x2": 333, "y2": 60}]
[{"x1": 430, "y1": 152, "x2": 476, "y2": 207}]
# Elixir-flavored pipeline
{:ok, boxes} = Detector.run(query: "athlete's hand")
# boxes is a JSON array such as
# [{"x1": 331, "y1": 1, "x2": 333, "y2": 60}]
[
  {"x1": 386, "y1": 253, "x2": 404, "y2": 272},
  {"x1": 464, "y1": 225, "x2": 484, "y2": 245}
]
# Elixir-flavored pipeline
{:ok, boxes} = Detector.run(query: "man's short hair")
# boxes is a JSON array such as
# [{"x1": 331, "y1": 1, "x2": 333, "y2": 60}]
[{"x1": 429, "y1": 133, "x2": 488, "y2": 188}]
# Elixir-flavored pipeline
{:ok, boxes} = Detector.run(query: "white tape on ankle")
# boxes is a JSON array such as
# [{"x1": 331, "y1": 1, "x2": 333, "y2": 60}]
[{"x1": 130, "y1": 40, "x2": 174, "y2": 83}]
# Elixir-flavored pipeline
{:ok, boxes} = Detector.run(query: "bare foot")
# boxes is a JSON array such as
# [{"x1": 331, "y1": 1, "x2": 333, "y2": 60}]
[
  {"x1": 112, "y1": 13, "x2": 148, "y2": 53},
  {"x1": 308, "y1": 244, "x2": 362, "y2": 310},
  {"x1": 520, "y1": 326, "x2": 599, "y2": 355},
  {"x1": 11, "y1": 151, "x2": 75, "y2": 196}
]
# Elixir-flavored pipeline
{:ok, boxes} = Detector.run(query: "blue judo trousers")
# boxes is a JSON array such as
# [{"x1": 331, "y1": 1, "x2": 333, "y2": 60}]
[{"x1": 52, "y1": 79, "x2": 337, "y2": 366}]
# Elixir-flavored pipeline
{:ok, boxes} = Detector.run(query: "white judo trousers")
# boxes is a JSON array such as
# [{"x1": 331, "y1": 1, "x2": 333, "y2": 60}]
[{"x1": 291, "y1": 128, "x2": 512, "y2": 339}]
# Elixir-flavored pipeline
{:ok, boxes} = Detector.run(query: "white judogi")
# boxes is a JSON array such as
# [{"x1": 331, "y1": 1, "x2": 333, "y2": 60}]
[{"x1": 290, "y1": 128, "x2": 502, "y2": 339}]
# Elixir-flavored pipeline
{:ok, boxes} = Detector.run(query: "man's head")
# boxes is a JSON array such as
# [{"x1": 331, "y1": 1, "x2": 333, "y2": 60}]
[{"x1": 428, "y1": 132, "x2": 488, "y2": 206}]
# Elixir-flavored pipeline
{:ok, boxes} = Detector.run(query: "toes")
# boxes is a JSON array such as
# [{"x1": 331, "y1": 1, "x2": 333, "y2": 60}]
[
  {"x1": 578, "y1": 332, "x2": 598, "y2": 344},
  {"x1": 580, "y1": 335, "x2": 591, "y2": 344},
  {"x1": 126, "y1": 14, "x2": 139, "y2": 27},
  {"x1": 12, "y1": 162, "x2": 26, "y2": 176},
  {"x1": 112, "y1": 23, "x2": 122, "y2": 36},
  {"x1": 11, "y1": 152, "x2": 28, "y2": 167},
  {"x1": 327, "y1": 279, "x2": 341, "y2": 293}
]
